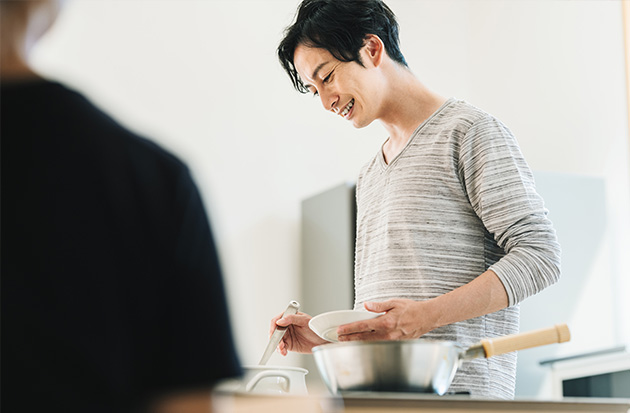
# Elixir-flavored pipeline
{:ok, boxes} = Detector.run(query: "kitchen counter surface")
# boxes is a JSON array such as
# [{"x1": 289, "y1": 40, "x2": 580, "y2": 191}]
[
  {"x1": 213, "y1": 391, "x2": 630, "y2": 413},
  {"x1": 340, "y1": 393, "x2": 630, "y2": 412}
]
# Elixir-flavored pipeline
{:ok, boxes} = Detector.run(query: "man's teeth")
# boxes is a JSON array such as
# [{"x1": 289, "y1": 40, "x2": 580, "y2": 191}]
[{"x1": 341, "y1": 99, "x2": 354, "y2": 116}]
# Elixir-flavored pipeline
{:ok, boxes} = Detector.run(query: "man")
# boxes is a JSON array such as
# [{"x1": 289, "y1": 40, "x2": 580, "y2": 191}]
[
  {"x1": 271, "y1": 0, "x2": 561, "y2": 398},
  {"x1": 1, "y1": 1, "x2": 241, "y2": 411}
]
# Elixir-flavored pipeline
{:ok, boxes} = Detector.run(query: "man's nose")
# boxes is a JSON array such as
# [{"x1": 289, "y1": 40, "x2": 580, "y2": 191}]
[{"x1": 320, "y1": 91, "x2": 338, "y2": 113}]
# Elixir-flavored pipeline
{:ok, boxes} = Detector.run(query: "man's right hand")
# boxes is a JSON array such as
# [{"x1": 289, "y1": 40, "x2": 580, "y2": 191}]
[{"x1": 269, "y1": 311, "x2": 328, "y2": 355}]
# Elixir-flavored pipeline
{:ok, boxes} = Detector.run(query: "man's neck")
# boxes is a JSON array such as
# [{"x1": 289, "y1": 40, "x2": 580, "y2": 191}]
[
  {"x1": 378, "y1": 67, "x2": 446, "y2": 164},
  {"x1": 1, "y1": 50, "x2": 40, "y2": 82}
]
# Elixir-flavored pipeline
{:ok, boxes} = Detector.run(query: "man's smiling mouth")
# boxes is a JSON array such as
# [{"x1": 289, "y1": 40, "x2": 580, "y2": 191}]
[{"x1": 341, "y1": 99, "x2": 354, "y2": 117}]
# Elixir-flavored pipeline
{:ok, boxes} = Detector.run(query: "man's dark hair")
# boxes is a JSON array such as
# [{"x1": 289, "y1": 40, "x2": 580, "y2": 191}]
[{"x1": 277, "y1": 0, "x2": 408, "y2": 94}]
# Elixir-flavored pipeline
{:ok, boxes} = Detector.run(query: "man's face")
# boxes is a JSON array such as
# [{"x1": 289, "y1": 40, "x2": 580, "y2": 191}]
[{"x1": 293, "y1": 43, "x2": 381, "y2": 129}]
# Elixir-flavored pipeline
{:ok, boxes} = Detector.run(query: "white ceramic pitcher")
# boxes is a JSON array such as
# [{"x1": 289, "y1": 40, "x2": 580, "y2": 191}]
[{"x1": 239, "y1": 365, "x2": 308, "y2": 395}]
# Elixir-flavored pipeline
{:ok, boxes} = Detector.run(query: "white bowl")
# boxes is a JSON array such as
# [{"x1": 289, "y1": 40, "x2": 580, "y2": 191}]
[{"x1": 309, "y1": 310, "x2": 385, "y2": 342}]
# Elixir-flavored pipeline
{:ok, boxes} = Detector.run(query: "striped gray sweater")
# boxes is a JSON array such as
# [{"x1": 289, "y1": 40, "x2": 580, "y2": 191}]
[{"x1": 353, "y1": 98, "x2": 561, "y2": 399}]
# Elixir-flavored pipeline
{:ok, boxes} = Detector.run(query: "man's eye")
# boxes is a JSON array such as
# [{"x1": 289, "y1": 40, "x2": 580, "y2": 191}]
[
  {"x1": 312, "y1": 90, "x2": 319, "y2": 97},
  {"x1": 323, "y1": 71, "x2": 333, "y2": 83}
]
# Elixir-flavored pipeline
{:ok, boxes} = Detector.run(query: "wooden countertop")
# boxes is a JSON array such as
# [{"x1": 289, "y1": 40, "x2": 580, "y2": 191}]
[{"x1": 212, "y1": 391, "x2": 630, "y2": 413}]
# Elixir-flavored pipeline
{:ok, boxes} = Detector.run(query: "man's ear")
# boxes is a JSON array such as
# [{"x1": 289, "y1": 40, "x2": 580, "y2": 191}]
[{"x1": 362, "y1": 34, "x2": 385, "y2": 68}]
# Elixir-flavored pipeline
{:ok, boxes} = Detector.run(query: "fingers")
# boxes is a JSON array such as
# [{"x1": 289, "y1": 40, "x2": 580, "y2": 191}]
[
  {"x1": 338, "y1": 331, "x2": 375, "y2": 342},
  {"x1": 277, "y1": 339, "x2": 288, "y2": 356},
  {"x1": 337, "y1": 309, "x2": 389, "y2": 336},
  {"x1": 364, "y1": 300, "x2": 395, "y2": 313},
  {"x1": 337, "y1": 318, "x2": 400, "y2": 341},
  {"x1": 277, "y1": 312, "x2": 310, "y2": 328},
  {"x1": 270, "y1": 312, "x2": 308, "y2": 337},
  {"x1": 269, "y1": 311, "x2": 284, "y2": 336},
  {"x1": 337, "y1": 311, "x2": 400, "y2": 341},
  {"x1": 338, "y1": 329, "x2": 398, "y2": 341},
  {"x1": 338, "y1": 299, "x2": 428, "y2": 342},
  {"x1": 337, "y1": 319, "x2": 373, "y2": 337},
  {"x1": 271, "y1": 312, "x2": 315, "y2": 355}
]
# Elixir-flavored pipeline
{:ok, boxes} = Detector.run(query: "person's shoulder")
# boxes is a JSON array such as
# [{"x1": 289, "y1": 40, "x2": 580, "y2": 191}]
[
  {"x1": 4, "y1": 78, "x2": 189, "y2": 175},
  {"x1": 127, "y1": 134, "x2": 188, "y2": 174},
  {"x1": 55, "y1": 82, "x2": 187, "y2": 171},
  {"x1": 442, "y1": 98, "x2": 494, "y2": 127},
  {"x1": 5, "y1": 78, "x2": 93, "y2": 109},
  {"x1": 441, "y1": 98, "x2": 511, "y2": 137}
]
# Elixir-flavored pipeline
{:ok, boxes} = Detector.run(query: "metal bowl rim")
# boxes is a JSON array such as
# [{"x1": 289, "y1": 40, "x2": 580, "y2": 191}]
[{"x1": 312, "y1": 339, "x2": 465, "y2": 353}]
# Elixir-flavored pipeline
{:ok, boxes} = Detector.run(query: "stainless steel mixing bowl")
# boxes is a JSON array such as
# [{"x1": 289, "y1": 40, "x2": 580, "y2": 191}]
[{"x1": 312, "y1": 324, "x2": 570, "y2": 395}]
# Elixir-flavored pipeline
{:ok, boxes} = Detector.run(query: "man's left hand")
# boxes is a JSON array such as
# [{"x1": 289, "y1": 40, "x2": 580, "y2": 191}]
[{"x1": 336, "y1": 299, "x2": 434, "y2": 341}]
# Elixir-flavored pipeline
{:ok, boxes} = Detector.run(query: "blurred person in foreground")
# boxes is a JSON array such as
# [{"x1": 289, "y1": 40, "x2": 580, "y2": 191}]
[
  {"x1": 271, "y1": 0, "x2": 561, "y2": 399},
  {"x1": 1, "y1": 1, "x2": 241, "y2": 411}
]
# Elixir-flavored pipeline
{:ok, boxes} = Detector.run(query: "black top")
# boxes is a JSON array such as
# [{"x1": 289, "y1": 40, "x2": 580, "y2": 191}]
[{"x1": 1, "y1": 79, "x2": 242, "y2": 412}]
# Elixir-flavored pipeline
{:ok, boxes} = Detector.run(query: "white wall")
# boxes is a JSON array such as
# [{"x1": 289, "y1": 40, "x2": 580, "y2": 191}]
[{"x1": 30, "y1": 0, "x2": 629, "y2": 397}]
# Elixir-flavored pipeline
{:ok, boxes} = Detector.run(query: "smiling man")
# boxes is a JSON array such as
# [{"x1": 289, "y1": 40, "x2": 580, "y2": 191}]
[{"x1": 271, "y1": 0, "x2": 561, "y2": 399}]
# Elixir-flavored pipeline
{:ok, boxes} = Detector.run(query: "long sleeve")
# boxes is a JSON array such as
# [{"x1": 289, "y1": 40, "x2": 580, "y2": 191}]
[{"x1": 459, "y1": 115, "x2": 561, "y2": 306}]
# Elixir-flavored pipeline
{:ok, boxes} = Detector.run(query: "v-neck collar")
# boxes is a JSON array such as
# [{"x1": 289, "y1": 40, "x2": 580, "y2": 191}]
[{"x1": 378, "y1": 97, "x2": 456, "y2": 171}]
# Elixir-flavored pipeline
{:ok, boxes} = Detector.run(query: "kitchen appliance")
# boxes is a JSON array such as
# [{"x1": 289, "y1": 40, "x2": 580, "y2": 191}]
[{"x1": 541, "y1": 346, "x2": 630, "y2": 398}]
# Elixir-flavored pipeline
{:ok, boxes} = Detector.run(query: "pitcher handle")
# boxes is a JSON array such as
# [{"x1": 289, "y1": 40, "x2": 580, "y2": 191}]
[{"x1": 245, "y1": 371, "x2": 291, "y2": 393}]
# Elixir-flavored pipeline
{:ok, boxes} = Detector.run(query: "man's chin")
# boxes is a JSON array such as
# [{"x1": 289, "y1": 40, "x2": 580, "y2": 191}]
[{"x1": 351, "y1": 119, "x2": 373, "y2": 129}]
